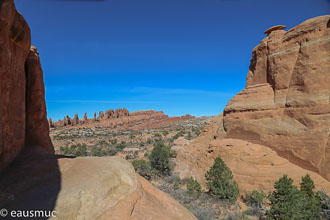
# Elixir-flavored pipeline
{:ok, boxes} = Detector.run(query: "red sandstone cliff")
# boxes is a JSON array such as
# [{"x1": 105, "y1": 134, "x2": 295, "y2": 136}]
[
  {"x1": 0, "y1": 0, "x2": 53, "y2": 172},
  {"x1": 175, "y1": 16, "x2": 330, "y2": 193},
  {"x1": 223, "y1": 15, "x2": 330, "y2": 181}
]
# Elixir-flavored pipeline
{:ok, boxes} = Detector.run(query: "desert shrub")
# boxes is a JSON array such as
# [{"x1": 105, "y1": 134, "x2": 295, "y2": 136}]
[
  {"x1": 244, "y1": 189, "x2": 266, "y2": 208},
  {"x1": 62, "y1": 146, "x2": 70, "y2": 155},
  {"x1": 73, "y1": 143, "x2": 87, "y2": 157},
  {"x1": 187, "y1": 131, "x2": 192, "y2": 140},
  {"x1": 174, "y1": 177, "x2": 180, "y2": 190},
  {"x1": 187, "y1": 177, "x2": 202, "y2": 198},
  {"x1": 193, "y1": 128, "x2": 201, "y2": 136},
  {"x1": 91, "y1": 147, "x2": 102, "y2": 157},
  {"x1": 224, "y1": 211, "x2": 250, "y2": 220},
  {"x1": 98, "y1": 140, "x2": 107, "y2": 146},
  {"x1": 110, "y1": 139, "x2": 117, "y2": 145},
  {"x1": 107, "y1": 149, "x2": 117, "y2": 156},
  {"x1": 131, "y1": 159, "x2": 152, "y2": 179},
  {"x1": 116, "y1": 143, "x2": 126, "y2": 151},
  {"x1": 146, "y1": 138, "x2": 153, "y2": 144},
  {"x1": 139, "y1": 142, "x2": 144, "y2": 147},
  {"x1": 266, "y1": 174, "x2": 320, "y2": 220},
  {"x1": 172, "y1": 130, "x2": 185, "y2": 141},
  {"x1": 205, "y1": 157, "x2": 239, "y2": 202},
  {"x1": 243, "y1": 207, "x2": 264, "y2": 219},
  {"x1": 149, "y1": 141, "x2": 172, "y2": 176},
  {"x1": 189, "y1": 202, "x2": 218, "y2": 220},
  {"x1": 125, "y1": 154, "x2": 133, "y2": 160},
  {"x1": 316, "y1": 190, "x2": 330, "y2": 219},
  {"x1": 162, "y1": 130, "x2": 169, "y2": 136}
]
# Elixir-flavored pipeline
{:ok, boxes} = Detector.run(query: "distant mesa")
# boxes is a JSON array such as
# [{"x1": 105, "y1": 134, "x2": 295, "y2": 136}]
[
  {"x1": 264, "y1": 25, "x2": 286, "y2": 35},
  {"x1": 50, "y1": 109, "x2": 195, "y2": 130}
]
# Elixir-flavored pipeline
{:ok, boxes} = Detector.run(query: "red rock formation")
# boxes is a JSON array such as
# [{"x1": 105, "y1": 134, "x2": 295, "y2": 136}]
[
  {"x1": 104, "y1": 109, "x2": 114, "y2": 119},
  {"x1": 223, "y1": 15, "x2": 330, "y2": 181},
  {"x1": 94, "y1": 112, "x2": 97, "y2": 121},
  {"x1": 48, "y1": 118, "x2": 54, "y2": 128},
  {"x1": 97, "y1": 111, "x2": 104, "y2": 120},
  {"x1": 25, "y1": 46, "x2": 53, "y2": 153},
  {"x1": 73, "y1": 114, "x2": 79, "y2": 125},
  {"x1": 64, "y1": 115, "x2": 72, "y2": 126},
  {"x1": 0, "y1": 0, "x2": 53, "y2": 171},
  {"x1": 83, "y1": 112, "x2": 88, "y2": 122}
]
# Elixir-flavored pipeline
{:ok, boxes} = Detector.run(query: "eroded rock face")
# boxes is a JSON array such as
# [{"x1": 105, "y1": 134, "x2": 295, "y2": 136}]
[
  {"x1": 25, "y1": 46, "x2": 53, "y2": 153},
  {"x1": 0, "y1": 0, "x2": 53, "y2": 172},
  {"x1": 223, "y1": 15, "x2": 330, "y2": 181},
  {"x1": 175, "y1": 115, "x2": 330, "y2": 193}
]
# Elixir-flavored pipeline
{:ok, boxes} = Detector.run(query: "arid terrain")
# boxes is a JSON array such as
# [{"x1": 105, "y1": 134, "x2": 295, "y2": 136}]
[
  {"x1": 50, "y1": 111, "x2": 211, "y2": 161},
  {"x1": 0, "y1": 0, "x2": 329, "y2": 219}
]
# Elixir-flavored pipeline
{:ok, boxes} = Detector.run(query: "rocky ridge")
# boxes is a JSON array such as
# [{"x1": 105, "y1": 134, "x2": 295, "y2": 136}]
[{"x1": 51, "y1": 109, "x2": 195, "y2": 131}]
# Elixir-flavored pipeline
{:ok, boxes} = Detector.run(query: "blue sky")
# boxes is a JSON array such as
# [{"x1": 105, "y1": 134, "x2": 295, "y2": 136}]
[{"x1": 15, "y1": 0, "x2": 330, "y2": 120}]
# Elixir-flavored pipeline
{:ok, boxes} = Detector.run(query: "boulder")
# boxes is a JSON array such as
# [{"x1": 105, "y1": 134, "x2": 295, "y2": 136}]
[{"x1": 0, "y1": 156, "x2": 197, "y2": 220}]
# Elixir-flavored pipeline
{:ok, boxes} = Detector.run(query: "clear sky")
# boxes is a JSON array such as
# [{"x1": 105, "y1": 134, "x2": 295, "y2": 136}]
[{"x1": 15, "y1": 0, "x2": 330, "y2": 120}]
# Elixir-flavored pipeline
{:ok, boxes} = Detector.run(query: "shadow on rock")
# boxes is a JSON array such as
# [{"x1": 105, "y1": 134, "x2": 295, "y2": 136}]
[{"x1": 0, "y1": 152, "x2": 74, "y2": 219}]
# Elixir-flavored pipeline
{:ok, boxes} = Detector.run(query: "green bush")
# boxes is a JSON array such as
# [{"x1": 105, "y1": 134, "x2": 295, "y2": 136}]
[
  {"x1": 187, "y1": 177, "x2": 202, "y2": 198},
  {"x1": 205, "y1": 157, "x2": 239, "y2": 202},
  {"x1": 244, "y1": 190, "x2": 266, "y2": 208},
  {"x1": 187, "y1": 131, "x2": 192, "y2": 140},
  {"x1": 110, "y1": 139, "x2": 117, "y2": 145},
  {"x1": 131, "y1": 159, "x2": 152, "y2": 179},
  {"x1": 173, "y1": 177, "x2": 180, "y2": 190},
  {"x1": 149, "y1": 141, "x2": 172, "y2": 176},
  {"x1": 266, "y1": 174, "x2": 320, "y2": 220},
  {"x1": 116, "y1": 143, "x2": 126, "y2": 151}
]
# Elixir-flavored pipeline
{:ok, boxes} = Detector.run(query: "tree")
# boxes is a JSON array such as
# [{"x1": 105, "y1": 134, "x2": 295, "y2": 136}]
[
  {"x1": 187, "y1": 177, "x2": 202, "y2": 198},
  {"x1": 316, "y1": 190, "x2": 330, "y2": 219},
  {"x1": 149, "y1": 141, "x2": 172, "y2": 175},
  {"x1": 205, "y1": 157, "x2": 239, "y2": 202},
  {"x1": 300, "y1": 174, "x2": 315, "y2": 198},
  {"x1": 266, "y1": 174, "x2": 320, "y2": 220}
]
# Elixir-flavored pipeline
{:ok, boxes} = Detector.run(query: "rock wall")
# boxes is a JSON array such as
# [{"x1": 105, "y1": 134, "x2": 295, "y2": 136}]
[
  {"x1": 0, "y1": 0, "x2": 53, "y2": 172},
  {"x1": 223, "y1": 15, "x2": 330, "y2": 181}
]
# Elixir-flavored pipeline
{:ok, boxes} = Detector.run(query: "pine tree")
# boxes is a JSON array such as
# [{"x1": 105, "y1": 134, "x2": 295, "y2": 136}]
[
  {"x1": 187, "y1": 177, "x2": 202, "y2": 198},
  {"x1": 149, "y1": 141, "x2": 171, "y2": 175},
  {"x1": 205, "y1": 157, "x2": 239, "y2": 202},
  {"x1": 266, "y1": 174, "x2": 320, "y2": 220},
  {"x1": 300, "y1": 174, "x2": 315, "y2": 198}
]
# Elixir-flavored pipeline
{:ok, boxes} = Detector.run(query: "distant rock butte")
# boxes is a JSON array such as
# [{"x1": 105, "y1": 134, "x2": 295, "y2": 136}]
[
  {"x1": 51, "y1": 109, "x2": 195, "y2": 131},
  {"x1": 176, "y1": 16, "x2": 330, "y2": 192}
]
